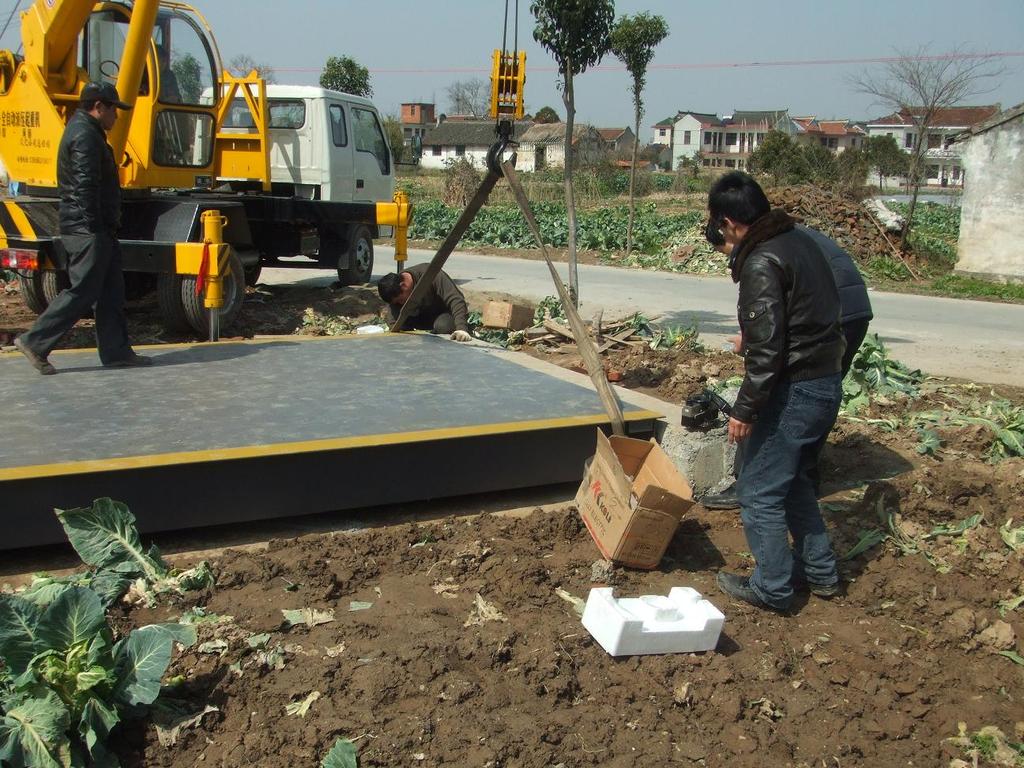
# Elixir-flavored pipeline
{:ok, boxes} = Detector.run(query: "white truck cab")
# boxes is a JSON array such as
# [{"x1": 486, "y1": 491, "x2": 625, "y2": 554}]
[
  {"x1": 223, "y1": 85, "x2": 395, "y2": 204},
  {"x1": 219, "y1": 85, "x2": 397, "y2": 284}
]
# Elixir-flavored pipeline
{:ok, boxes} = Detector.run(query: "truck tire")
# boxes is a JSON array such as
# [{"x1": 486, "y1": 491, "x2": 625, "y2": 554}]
[
  {"x1": 337, "y1": 225, "x2": 373, "y2": 285},
  {"x1": 156, "y1": 251, "x2": 245, "y2": 338},
  {"x1": 18, "y1": 270, "x2": 70, "y2": 315},
  {"x1": 243, "y1": 263, "x2": 262, "y2": 286}
]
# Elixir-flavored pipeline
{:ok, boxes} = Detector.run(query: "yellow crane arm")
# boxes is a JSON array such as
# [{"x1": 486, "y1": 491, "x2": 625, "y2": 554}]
[{"x1": 19, "y1": 0, "x2": 94, "y2": 92}]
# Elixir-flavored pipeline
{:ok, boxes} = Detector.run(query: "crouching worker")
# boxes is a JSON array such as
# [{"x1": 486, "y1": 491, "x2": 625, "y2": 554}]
[
  {"x1": 708, "y1": 172, "x2": 846, "y2": 613},
  {"x1": 377, "y1": 263, "x2": 472, "y2": 342}
]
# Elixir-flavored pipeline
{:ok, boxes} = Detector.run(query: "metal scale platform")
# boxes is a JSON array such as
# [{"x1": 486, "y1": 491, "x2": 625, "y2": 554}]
[{"x1": 0, "y1": 333, "x2": 661, "y2": 549}]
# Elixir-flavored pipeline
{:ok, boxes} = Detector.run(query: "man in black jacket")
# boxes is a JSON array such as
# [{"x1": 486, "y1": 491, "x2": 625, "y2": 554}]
[
  {"x1": 708, "y1": 172, "x2": 846, "y2": 612},
  {"x1": 378, "y1": 263, "x2": 472, "y2": 341},
  {"x1": 701, "y1": 224, "x2": 873, "y2": 510},
  {"x1": 14, "y1": 82, "x2": 150, "y2": 374}
]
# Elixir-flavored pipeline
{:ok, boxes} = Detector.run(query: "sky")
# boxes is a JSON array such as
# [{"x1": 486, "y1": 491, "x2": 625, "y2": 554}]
[{"x1": 3, "y1": 0, "x2": 1022, "y2": 136}]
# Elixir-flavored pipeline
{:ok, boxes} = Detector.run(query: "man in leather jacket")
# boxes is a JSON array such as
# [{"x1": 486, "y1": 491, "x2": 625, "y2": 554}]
[
  {"x1": 14, "y1": 82, "x2": 151, "y2": 375},
  {"x1": 708, "y1": 172, "x2": 845, "y2": 612}
]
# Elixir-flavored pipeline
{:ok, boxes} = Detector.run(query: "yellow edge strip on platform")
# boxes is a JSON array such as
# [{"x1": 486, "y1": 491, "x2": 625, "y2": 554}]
[{"x1": 0, "y1": 409, "x2": 663, "y2": 481}]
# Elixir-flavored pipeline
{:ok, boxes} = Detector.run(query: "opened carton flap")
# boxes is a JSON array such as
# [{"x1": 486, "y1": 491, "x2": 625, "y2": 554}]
[
  {"x1": 594, "y1": 430, "x2": 635, "y2": 500},
  {"x1": 632, "y1": 441, "x2": 693, "y2": 502},
  {"x1": 607, "y1": 433, "x2": 654, "y2": 478}
]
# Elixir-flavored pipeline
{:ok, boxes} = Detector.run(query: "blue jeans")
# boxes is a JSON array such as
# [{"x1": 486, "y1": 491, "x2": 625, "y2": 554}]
[{"x1": 736, "y1": 374, "x2": 842, "y2": 609}]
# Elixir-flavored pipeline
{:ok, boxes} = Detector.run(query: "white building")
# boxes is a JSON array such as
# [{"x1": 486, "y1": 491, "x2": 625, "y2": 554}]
[
  {"x1": 669, "y1": 112, "x2": 723, "y2": 169},
  {"x1": 418, "y1": 120, "x2": 500, "y2": 170},
  {"x1": 792, "y1": 117, "x2": 866, "y2": 153},
  {"x1": 954, "y1": 102, "x2": 1024, "y2": 282},
  {"x1": 865, "y1": 105, "x2": 1000, "y2": 187},
  {"x1": 516, "y1": 123, "x2": 606, "y2": 172}
]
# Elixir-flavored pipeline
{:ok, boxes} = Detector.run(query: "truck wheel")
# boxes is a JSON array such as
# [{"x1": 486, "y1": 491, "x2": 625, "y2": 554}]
[
  {"x1": 243, "y1": 264, "x2": 262, "y2": 286},
  {"x1": 18, "y1": 271, "x2": 70, "y2": 314},
  {"x1": 337, "y1": 225, "x2": 373, "y2": 285},
  {"x1": 157, "y1": 251, "x2": 245, "y2": 338}
]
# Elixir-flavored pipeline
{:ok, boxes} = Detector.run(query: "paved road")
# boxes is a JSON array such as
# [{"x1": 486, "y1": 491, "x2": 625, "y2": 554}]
[{"x1": 262, "y1": 246, "x2": 1024, "y2": 386}]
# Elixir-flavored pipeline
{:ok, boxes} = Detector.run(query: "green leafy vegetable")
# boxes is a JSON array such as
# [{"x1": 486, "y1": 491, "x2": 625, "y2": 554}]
[{"x1": 322, "y1": 737, "x2": 359, "y2": 768}]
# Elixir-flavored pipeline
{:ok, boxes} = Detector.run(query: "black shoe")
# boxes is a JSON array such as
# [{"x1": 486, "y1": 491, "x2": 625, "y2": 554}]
[
  {"x1": 14, "y1": 337, "x2": 56, "y2": 375},
  {"x1": 104, "y1": 353, "x2": 153, "y2": 368},
  {"x1": 702, "y1": 483, "x2": 739, "y2": 510},
  {"x1": 716, "y1": 571, "x2": 781, "y2": 611},
  {"x1": 793, "y1": 577, "x2": 841, "y2": 598}
]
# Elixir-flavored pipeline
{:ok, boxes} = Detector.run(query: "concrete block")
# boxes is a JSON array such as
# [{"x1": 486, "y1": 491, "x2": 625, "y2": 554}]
[{"x1": 656, "y1": 422, "x2": 736, "y2": 497}]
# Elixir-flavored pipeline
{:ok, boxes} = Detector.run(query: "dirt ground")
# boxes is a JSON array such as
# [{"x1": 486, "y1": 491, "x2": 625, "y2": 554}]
[{"x1": 3, "y1": 277, "x2": 1023, "y2": 767}]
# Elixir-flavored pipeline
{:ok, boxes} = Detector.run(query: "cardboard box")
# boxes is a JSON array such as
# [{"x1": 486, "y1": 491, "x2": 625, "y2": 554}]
[
  {"x1": 575, "y1": 429, "x2": 694, "y2": 570},
  {"x1": 482, "y1": 301, "x2": 534, "y2": 330}
]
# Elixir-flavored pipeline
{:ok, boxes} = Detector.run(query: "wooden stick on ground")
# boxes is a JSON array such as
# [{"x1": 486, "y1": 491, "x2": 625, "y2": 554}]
[
  {"x1": 500, "y1": 158, "x2": 626, "y2": 436},
  {"x1": 865, "y1": 211, "x2": 921, "y2": 281}
]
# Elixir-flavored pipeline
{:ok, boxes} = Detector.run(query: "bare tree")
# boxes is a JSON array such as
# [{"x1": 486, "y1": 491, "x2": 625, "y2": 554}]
[
  {"x1": 852, "y1": 46, "x2": 1004, "y2": 249},
  {"x1": 445, "y1": 78, "x2": 489, "y2": 117},
  {"x1": 227, "y1": 54, "x2": 277, "y2": 84}
]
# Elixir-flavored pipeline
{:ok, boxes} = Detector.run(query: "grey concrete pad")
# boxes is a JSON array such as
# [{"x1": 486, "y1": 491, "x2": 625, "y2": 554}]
[{"x1": 0, "y1": 333, "x2": 661, "y2": 477}]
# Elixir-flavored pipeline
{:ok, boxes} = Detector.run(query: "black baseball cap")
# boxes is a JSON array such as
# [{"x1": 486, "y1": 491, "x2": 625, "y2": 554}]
[{"x1": 80, "y1": 81, "x2": 131, "y2": 110}]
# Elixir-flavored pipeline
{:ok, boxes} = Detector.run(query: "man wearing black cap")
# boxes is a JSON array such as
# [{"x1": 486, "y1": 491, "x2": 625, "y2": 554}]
[{"x1": 14, "y1": 81, "x2": 151, "y2": 374}]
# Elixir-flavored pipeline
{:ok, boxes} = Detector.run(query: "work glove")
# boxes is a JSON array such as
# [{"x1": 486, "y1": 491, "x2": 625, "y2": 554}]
[{"x1": 451, "y1": 330, "x2": 473, "y2": 343}]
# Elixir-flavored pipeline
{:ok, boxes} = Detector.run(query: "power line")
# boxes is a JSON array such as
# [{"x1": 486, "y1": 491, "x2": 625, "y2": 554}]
[
  {"x1": 270, "y1": 50, "x2": 1024, "y2": 76},
  {"x1": 0, "y1": 0, "x2": 24, "y2": 45}
]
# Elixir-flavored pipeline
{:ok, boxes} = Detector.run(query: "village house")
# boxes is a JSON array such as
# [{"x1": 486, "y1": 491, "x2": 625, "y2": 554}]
[
  {"x1": 650, "y1": 116, "x2": 673, "y2": 146},
  {"x1": 399, "y1": 102, "x2": 435, "y2": 156},
  {"x1": 953, "y1": 102, "x2": 1024, "y2": 282},
  {"x1": 792, "y1": 117, "x2": 867, "y2": 152},
  {"x1": 418, "y1": 120, "x2": 501, "y2": 170},
  {"x1": 516, "y1": 123, "x2": 606, "y2": 172},
  {"x1": 668, "y1": 111, "x2": 723, "y2": 170},
  {"x1": 658, "y1": 108, "x2": 873, "y2": 171},
  {"x1": 659, "y1": 109, "x2": 797, "y2": 171},
  {"x1": 865, "y1": 105, "x2": 1000, "y2": 187},
  {"x1": 598, "y1": 127, "x2": 636, "y2": 155}
]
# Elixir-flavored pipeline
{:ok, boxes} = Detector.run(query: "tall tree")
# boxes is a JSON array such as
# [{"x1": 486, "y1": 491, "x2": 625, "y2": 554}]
[
  {"x1": 320, "y1": 55, "x2": 372, "y2": 97},
  {"x1": 227, "y1": 54, "x2": 277, "y2": 84},
  {"x1": 533, "y1": 105, "x2": 560, "y2": 124},
  {"x1": 835, "y1": 146, "x2": 871, "y2": 190},
  {"x1": 610, "y1": 12, "x2": 668, "y2": 258},
  {"x1": 800, "y1": 142, "x2": 838, "y2": 184},
  {"x1": 382, "y1": 114, "x2": 406, "y2": 164},
  {"x1": 748, "y1": 131, "x2": 805, "y2": 185},
  {"x1": 864, "y1": 135, "x2": 910, "y2": 191},
  {"x1": 445, "y1": 78, "x2": 489, "y2": 117},
  {"x1": 852, "y1": 45, "x2": 1003, "y2": 248},
  {"x1": 531, "y1": 0, "x2": 615, "y2": 306}
]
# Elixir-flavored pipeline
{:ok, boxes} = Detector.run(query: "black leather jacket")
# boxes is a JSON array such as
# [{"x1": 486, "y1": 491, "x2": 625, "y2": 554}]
[
  {"x1": 732, "y1": 225, "x2": 845, "y2": 423},
  {"x1": 57, "y1": 110, "x2": 121, "y2": 235}
]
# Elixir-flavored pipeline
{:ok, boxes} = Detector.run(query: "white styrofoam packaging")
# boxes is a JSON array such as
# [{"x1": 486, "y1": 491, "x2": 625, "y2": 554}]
[
  {"x1": 581, "y1": 587, "x2": 725, "y2": 656},
  {"x1": 355, "y1": 325, "x2": 386, "y2": 335}
]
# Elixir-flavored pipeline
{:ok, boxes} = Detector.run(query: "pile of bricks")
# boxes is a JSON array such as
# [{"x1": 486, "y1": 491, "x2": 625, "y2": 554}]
[{"x1": 768, "y1": 185, "x2": 902, "y2": 265}]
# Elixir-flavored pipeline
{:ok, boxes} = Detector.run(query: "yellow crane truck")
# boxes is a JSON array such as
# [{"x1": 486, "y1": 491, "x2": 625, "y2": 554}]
[{"x1": 0, "y1": 0, "x2": 410, "y2": 338}]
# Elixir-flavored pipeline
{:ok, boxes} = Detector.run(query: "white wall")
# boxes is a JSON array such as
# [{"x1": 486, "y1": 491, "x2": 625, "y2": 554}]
[
  {"x1": 419, "y1": 146, "x2": 490, "y2": 170},
  {"x1": 670, "y1": 115, "x2": 703, "y2": 169},
  {"x1": 955, "y1": 118, "x2": 1024, "y2": 280},
  {"x1": 651, "y1": 124, "x2": 672, "y2": 146}
]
